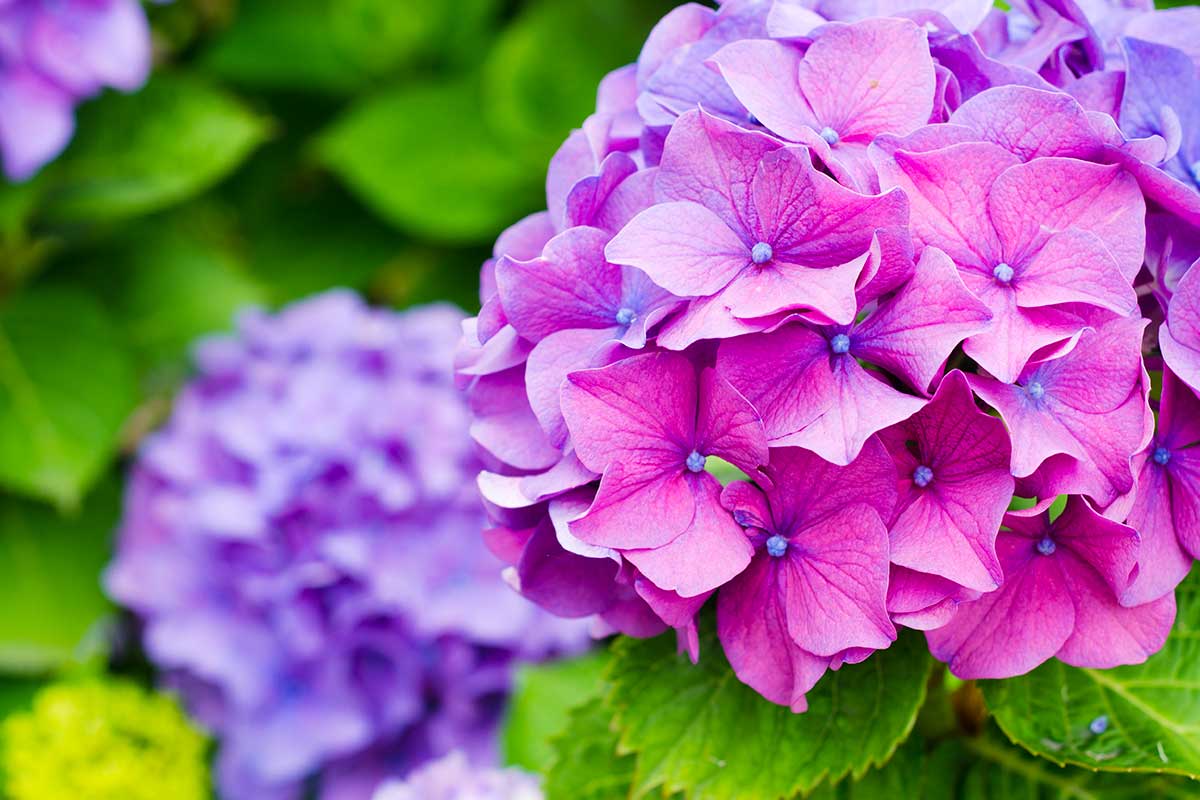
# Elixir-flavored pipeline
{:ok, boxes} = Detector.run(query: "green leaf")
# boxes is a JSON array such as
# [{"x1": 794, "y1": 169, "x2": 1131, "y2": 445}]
[
  {"x1": 51, "y1": 208, "x2": 265, "y2": 386},
  {"x1": 605, "y1": 627, "x2": 933, "y2": 799},
  {"x1": 481, "y1": 0, "x2": 678, "y2": 164},
  {"x1": 0, "y1": 478, "x2": 120, "y2": 672},
  {"x1": 544, "y1": 697, "x2": 643, "y2": 800},
  {"x1": 0, "y1": 287, "x2": 137, "y2": 506},
  {"x1": 203, "y1": 0, "x2": 502, "y2": 92},
  {"x1": 45, "y1": 73, "x2": 270, "y2": 222},
  {"x1": 982, "y1": 570, "x2": 1200, "y2": 778},
  {"x1": 317, "y1": 77, "x2": 540, "y2": 243},
  {"x1": 503, "y1": 651, "x2": 608, "y2": 773}
]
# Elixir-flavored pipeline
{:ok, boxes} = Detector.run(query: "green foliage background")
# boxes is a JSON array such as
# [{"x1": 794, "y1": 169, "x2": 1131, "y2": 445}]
[{"x1": 0, "y1": 0, "x2": 677, "y2": 774}]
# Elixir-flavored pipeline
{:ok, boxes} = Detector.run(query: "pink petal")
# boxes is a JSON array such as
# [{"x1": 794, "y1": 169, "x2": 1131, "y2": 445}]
[{"x1": 1162, "y1": 265, "x2": 1200, "y2": 393}]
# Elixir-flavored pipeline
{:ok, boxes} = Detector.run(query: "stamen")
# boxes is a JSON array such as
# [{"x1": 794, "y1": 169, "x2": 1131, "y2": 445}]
[
  {"x1": 830, "y1": 334, "x2": 851, "y2": 354},
  {"x1": 1154, "y1": 447, "x2": 1172, "y2": 466},
  {"x1": 912, "y1": 465, "x2": 934, "y2": 488},
  {"x1": 1036, "y1": 536, "x2": 1056, "y2": 556},
  {"x1": 766, "y1": 535, "x2": 788, "y2": 557},
  {"x1": 993, "y1": 263, "x2": 1014, "y2": 284},
  {"x1": 1026, "y1": 381, "x2": 1045, "y2": 401},
  {"x1": 819, "y1": 127, "x2": 840, "y2": 146},
  {"x1": 615, "y1": 307, "x2": 637, "y2": 326},
  {"x1": 686, "y1": 450, "x2": 707, "y2": 473},
  {"x1": 751, "y1": 242, "x2": 774, "y2": 265}
]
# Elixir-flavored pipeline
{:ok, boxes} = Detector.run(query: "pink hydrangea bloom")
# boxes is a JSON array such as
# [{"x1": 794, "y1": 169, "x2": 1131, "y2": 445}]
[{"x1": 460, "y1": 0, "x2": 1200, "y2": 706}]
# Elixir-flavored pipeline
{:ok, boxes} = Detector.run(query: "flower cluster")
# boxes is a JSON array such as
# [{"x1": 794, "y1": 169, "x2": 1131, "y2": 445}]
[
  {"x1": 0, "y1": 0, "x2": 155, "y2": 181},
  {"x1": 2, "y1": 679, "x2": 209, "y2": 800},
  {"x1": 460, "y1": 0, "x2": 1200, "y2": 708},
  {"x1": 372, "y1": 752, "x2": 542, "y2": 800},
  {"x1": 106, "y1": 291, "x2": 588, "y2": 799}
]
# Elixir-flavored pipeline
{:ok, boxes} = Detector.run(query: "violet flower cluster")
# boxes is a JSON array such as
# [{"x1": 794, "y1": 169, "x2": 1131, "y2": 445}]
[
  {"x1": 0, "y1": 0, "x2": 156, "y2": 181},
  {"x1": 106, "y1": 291, "x2": 588, "y2": 800},
  {"x1": 460, "y1": 0, "x2": 1200, "y2": 708},
  {"x1": 372, "y1": 752, "x2": 542, "y2": 800}
]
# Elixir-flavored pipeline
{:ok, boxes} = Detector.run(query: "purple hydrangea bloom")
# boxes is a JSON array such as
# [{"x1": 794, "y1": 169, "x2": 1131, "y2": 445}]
[
  {"x1": 372, "y1": 752, "x2": 541, "y2": 800},
  {"x1": 460, "y1": 0, "x2": 1200, "y2": 707},
  {"x1": 107, "y1": 291, "x2": 587, "y2": 800},
  {"x1": 0, "y1": 0, "x2": 153, "y2": 180}
]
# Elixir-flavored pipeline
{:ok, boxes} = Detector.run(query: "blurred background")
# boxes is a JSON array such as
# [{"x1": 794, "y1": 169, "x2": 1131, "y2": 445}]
[{"x1": 0, "y1": 0, "x2": 677, "y2": 778}]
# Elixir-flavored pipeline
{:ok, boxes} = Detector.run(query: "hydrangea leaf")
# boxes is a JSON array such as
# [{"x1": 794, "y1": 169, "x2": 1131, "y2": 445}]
[
  {"x1": 202, "y1": 0, "x2": 502, "y2": 92},
  {"x1": 54, "y1": 210, "x2": 265, "y2": 385},
  {"x1": 45, "y1": 74, "x2": 269, "y2": 223},
  {"x1": 317, "y1": 77, "x2": 540, "y2": 243},
  {"x1": 0, "y1": 288, "x2": 137, "y2": 506},
  {"x1": 502, "y1": 650, "x2": 608, "y2": 773},
  {"x1": 981, "y1": 570, "x2": 1200, "y2": 778},
  {"x1": 605, "y1": 626, "x2": 933, "y2": 799},
  {"x1": 544, "y1": 698, "x2": 643, "y2": 800},
  {"x1": 0, "y1": 479, "x2": 119, "y2": 671}
]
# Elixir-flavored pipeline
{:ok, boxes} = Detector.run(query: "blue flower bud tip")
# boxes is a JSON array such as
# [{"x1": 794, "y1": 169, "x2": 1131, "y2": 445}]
[
  {"x1": 615, "y1": 307, "x2": 637, "y2": 326},
  {"x1": 1089, "y1": 715, "x2": 1108, "y2": 735},
  {"x1": 686, "y1": 450, "x2": 707, "y2": 473},
  {"x1": 766, "y1": 535, "x2": 788, "y2": 558},
  {"x1": 751, "y1": 242, "x2": 774, "y2": 265},
  {"x1": 1154, "y1": 447, "x2": 1171, "y2": 466},
  {"x1": 912, "y1": 465, "x2": 934, "y2": 488},
  {"x1": 819, "y1": 127, "x2": 839, "y2": 145},
  {"x1": 1026, "y1": 381, "x2": 1045, "y2": 400},
  {"x1": 1037, "y1": 537, "x2": 1056, "y2": 556},
  {"x1": 830, "y1": 334, "x2": 851, "y2": 354},
  {"x1": 993, "y1": 262, "x2": 1014, "y2": 284}
]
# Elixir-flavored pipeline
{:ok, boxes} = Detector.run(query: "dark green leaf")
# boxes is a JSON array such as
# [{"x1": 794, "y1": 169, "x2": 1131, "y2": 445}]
[
  {"x1": 317, "y1": 77, "x2": 540, "y2": 243},
  {"x1": 503, "y1": 650, "x2": 608, "y2": 773},
  {"x1": 606, "y1": 627, "x2": 933, "y2": 799},
  {"x1": 982, "y1": 570, "x2": 1200, "y2": 778},
  {"x1": 0, "y1": 287, "x2": 137, "y2": 506},
  {"x1": 0, "y1": 479, "x2": 120, "y2": 672},
  {"x1": 46, "y1": 73, "x2": 270, "y2": 222}
]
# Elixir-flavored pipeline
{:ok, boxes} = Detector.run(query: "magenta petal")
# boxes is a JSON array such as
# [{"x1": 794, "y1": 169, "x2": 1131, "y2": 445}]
[
  {"x1": 717, "y1": 554, "x2": 830, "y2": 712},
  {"x1": 1011, "y1": 229, "x2": 1137, "y2": 317},
  {"x1": 695, "y1": 368, "x2": 770, "y2": 474},
  {"x1": 775, "y1": 356, "x2": 926, "y2": 466},
  {"x1": 517, "y1": 521, "x2": 619, "y2": 618},
  {"x1": 467, "y1": 367, "x2": 560, "y2": 471},
  {"x1": 882, "y1": 371, "x2": 1011, "y2": 592},
  {"x1": 783, "y1": 503, "x2": 896, "y2": 655},
  {"x1": 570, "y1": 462, "x2": 697, "y2": 551},
  {"x1": 962, "y1": 292, "x2": 1082, "y2": 384},
  {"x1": 795, "y1": 18, "x2": 936, "y2": 141},
  {"x1": 887, "y1": 566, "x2": 977, "y2": 631},
  {"x1": 1123, "y1": 456, "x2": 1193, "y2": 606},
  {"x1": 525, "y1": 330, "x2": 620, "y2": 447},
  {"x1": 623, "y1": 475, "x2": 753, "y2": 597},
  {"x1": 710, "y1": 39, "x2": 817, "y2": 143},
  {"x1": 764, "y1": 440, "x2": 898, "y2": 528},
  {"x1": 926, "y1": 532, "x2": 1075, "y2": 679},
  {"x1": 1056, "y1": 555, "x2": 1175, "y2": 669},
  {"x1": 948, "y1": 85, "x2": 1100, "y2": 160},
  {"x1": 853, "y1": 247, "x2": 993, "y2": 392},
  {"x1": 496, "y1": 227, "x2": 624, "y2": 342},
  {"x1": 1162, "y1": 266, "x2": 1200, "y2": 393},
  {"x1": 605, "y1": 201, "x2": 750, "y2": 298}
]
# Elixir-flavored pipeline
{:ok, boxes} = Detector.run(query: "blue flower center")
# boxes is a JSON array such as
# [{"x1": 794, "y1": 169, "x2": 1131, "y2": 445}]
[
  {"x1": 1036, "y1": 536, "x2": 1056, "y2": 556},
  {"x1": 993, "y1": 263, "x2": 1014, "y2": 284},
  {"x1": 751, "y1": 242, "x2": 773, "y2": 265},
  {"x1": 766, "y1": 535, "x2": 788, "y2": 558},
  {"x1": 615, "y1": 307, "x2": 637, "y2": 327},
  {"x1": 1089, "y1": 715, "x2": 1109, "y2": 735},
  {"x1": 686, "y1": 450, "x2": 707, "y2": 473},
  {"x1": 830, "y1": 334, "x2": 851, "y2": 354},
  {"x1": 912, "y1": 465, "x2": 934, "y2": 488},
  {"x1": 1154, "y1": 447, "x2": 1172, "y2": 466},
  {"x1": 819, "y1": 127, "x2": 840, "y2": 146},
  {"x1": 1026, "y1": 381, "x2": 1045, "y2": 401}
]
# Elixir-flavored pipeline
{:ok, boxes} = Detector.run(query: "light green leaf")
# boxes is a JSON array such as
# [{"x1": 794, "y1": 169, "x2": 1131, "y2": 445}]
[
  {"x1": 544, "y1": 697, "x2": 644, "y2": 800},
  {"x1": 0, "y1": 479, "x2": 120, "y2": 672},
  {"x1": 317, "y1": 78, "x2": 540, "y2": 243},
  {"x1": 46, "y1": 73, "x2": 270, "y2": 222},
  {"x1": 0, "y1": 287, "x2": 137, "y2": 506},
  {"x1": 606, "y1": 627, "x2": 933, "y2": 799},
  {"x1": 52, "y1": 208, "x2": 265, "y2": 385},
  {"x1": 982, "y1": 570, "x2": 1200, "y2": 778},
  {"x1": 503, "y1": 650, "x2": 608, "y2": 773}
]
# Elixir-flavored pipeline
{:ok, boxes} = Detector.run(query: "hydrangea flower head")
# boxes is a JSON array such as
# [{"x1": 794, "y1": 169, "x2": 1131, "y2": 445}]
[
  {"x1": 461, "y1": 0, "x2": 1200, "y2": 709},
  {"x1": 0, "y1": 0, "x2": 154, "y2": 180},
  {"x1": 372, "y1": 752, "x2": 542, "y2": 800},
  {"x1": 107, "y1": 291, "x2": 587, "y2": 799},
  {"x1": 2, "y1": 679, "x2": 208, "y2": 800}
]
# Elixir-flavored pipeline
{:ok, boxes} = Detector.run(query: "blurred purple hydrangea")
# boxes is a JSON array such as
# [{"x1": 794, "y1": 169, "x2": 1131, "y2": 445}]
[
  {"x1": 372, "y1": 752, "x2": 542, "y2": 800},
  {"x1": 0, "y1": 0, "x2": 154, "y2": 181},
  {"x1": 106, "y1": 290, "x2": 589, "y2": 800}
]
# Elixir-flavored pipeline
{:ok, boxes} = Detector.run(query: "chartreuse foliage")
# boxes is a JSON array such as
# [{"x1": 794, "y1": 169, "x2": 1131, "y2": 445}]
[
  {"x1": 982, "y1": 571, "x2": 1200, "y2": 777},
  {"x1": 532, "y1": 577, "x2": 1200, "y2": 799}
]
